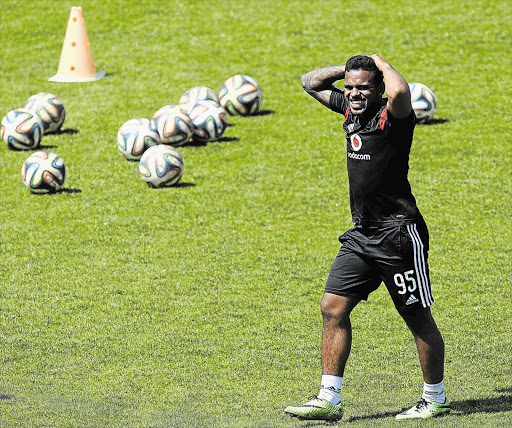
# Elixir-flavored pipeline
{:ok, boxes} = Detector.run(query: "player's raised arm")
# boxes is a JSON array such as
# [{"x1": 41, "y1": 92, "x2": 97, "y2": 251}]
[
  {"x1": 370, "y1": 55, "x2": 412, "y2": 119},
  {"x1": 301, "y1": 65, "x2": 346, "y2": 108}
]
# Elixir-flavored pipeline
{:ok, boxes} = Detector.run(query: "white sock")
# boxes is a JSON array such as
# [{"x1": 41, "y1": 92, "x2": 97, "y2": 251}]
[
  {"x1": 317, "y1": 375, "x2": 342, "y2": 404},
  {"x1": 422, "y1": 380, "x2": 446, "y2": 404}
]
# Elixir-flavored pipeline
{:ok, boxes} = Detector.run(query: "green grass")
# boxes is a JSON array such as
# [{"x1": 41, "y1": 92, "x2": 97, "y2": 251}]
[{"x1": 1, "y1": 0, "x2": 511, "y2": 426}]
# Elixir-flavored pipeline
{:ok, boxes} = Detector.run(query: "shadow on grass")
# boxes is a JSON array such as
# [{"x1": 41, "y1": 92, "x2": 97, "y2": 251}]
[
  {"x1": 420, "y1": 117, "x2": 449, "y2": 125},
  {"x1": 0, "y1": 394, "x2": 15, "y2": 400},
  {"x1": 344, "y1": 410, "x2": 399, "y2": 423},
  {"x1": 451, "y1": 393, "x2": 512, "y2": 416},
  {"x1": 339, "y1": 388, "x2": 512, "y2": 423},
  {"x1": 186, "y1": 136, "x2": 239, "y2": 147},
  {"x1": 53, "y1": 128, "x2": 79, "y2": 135},
  {"x1": 252, "y1": 109, "x2": 275, "y2": 116},
  {"x1": 174, "y1": 182, "x2": 196, "y2": 188},
  {"x1": 56, "y1": 188, "x2": 82, "y2": 194},
  {"x1": 217, "y1": 136, "x2": 239, "y2": 143},
  {"x1": 29, "y1": 188, "x2": 82, "y2": 195},
  {"x1": 145, "y1": 182, "x2": 195, "y2": 189},
  {"x1": 8, "y1": 145, "x2": 58, "y2": 151}
]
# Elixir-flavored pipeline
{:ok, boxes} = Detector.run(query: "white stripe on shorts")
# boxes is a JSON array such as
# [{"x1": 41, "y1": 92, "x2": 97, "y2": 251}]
[{"x1": 406, "y1": 224, "x2": 433, "y2": 307}]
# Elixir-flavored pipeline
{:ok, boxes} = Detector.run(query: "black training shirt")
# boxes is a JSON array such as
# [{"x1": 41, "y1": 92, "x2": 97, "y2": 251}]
[{"x1": 329, "y1": 89, "x2": 421, "y2": 225}]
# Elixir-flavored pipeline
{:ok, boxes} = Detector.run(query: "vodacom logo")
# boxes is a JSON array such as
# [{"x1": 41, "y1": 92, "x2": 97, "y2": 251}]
[{"x1": 350, "y1": 134, "x2": 362, "y2": 151}]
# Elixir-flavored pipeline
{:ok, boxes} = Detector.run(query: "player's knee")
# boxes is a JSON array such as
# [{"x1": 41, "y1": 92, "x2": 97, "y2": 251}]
[
  {"x1": 320, "y1": 296, "x2": 337, "y2": 319},
  {"x1": 399, "y1": 306, "x2": 438, "y2": 335},
  {"x1": 320, "y1": 293, "x2": 354, "y2": 322}
]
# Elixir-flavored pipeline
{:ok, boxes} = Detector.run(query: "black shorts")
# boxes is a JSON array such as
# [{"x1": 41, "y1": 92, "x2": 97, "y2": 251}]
[{"x1": 325, "y1": 221, "x2": 434, "y2": 310}]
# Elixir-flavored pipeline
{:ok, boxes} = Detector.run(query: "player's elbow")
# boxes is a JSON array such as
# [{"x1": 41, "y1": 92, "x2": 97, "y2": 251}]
[
  {"x1": 301, "y1": 74, "x2": 312, "y2": 92},
  {"x1": 387, "y1": 84, "x2": 410, "y2": 101}
]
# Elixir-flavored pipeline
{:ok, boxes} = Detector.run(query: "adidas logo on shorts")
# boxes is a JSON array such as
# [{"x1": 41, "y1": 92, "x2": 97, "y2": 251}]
[{"x1": 406, "y1": 294, "x2": 419, "y2": 305}]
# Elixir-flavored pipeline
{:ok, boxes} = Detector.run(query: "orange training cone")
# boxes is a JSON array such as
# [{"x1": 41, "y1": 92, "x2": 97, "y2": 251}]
[{"x1": 49, "y1": 6, "x2": 105, "y2": 82}]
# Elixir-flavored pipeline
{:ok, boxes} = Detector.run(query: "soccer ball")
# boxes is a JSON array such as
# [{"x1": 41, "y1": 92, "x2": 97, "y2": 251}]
[
  {"x1": 1, "y1": 108, "x2": 44, "y2": 150},
  {"x1": 138, "y1": 145, "x2": 184, "y2": 188},
  {"x1": 179, "y1": 86, "x2": 220, "y2": 113},
  {"x1": 409, "y1": 83, "x2": 436, "y2": 124},
  {"x1": 189, "y1": 100, "x2": 228, "y2": 142},
  {"x1": 24, "y1": 92, "x2": 65, "y2": 133},
  {"x1": 117, "y1": 118, "x2": 160, "y2": 160},
  {"x1": 150, "y1": 105, "x2": 194, "y2": 147},
  {"x1": 21, "y1": 151, "x2": 66, "y2": 193},
  {"x1": 219, "y1": 75, "x2": 263, "y2": 116}
]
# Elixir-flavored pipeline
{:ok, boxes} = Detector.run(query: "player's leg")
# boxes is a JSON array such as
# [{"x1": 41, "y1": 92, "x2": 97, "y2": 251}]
[
  {"x1": 320, "y1": 239, "x2": 378, "y2": 381},
  {"x1": 320, "y1": 293, "x2": 359, "y2": 377},
  {"x1": 285, "y1": 239, "x2": 379, "y2": 421},
  {"x1": 395, "y1": 306, "x2": 450, "y2": 419},
  {"x1": 378, "y1": 223, "x2": 450, "y2": 419},
  {"x1": 318, "y1": 293, "x2": 358, "y2": 408},
  {"x1": 400, "y1": 306, "x2": 444, "y2": 385},
  {"x1": 284, "y1": 294, "x2": 358, "y2": 422}
]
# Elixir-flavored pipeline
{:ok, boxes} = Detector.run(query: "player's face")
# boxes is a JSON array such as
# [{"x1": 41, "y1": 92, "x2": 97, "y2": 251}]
[{"x1": 344, "y1": 69, "x2": 382, "y2": 115}]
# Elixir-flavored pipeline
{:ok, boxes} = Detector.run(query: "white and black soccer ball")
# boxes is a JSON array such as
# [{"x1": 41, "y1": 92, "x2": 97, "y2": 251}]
[
  {"x1": 138, "y1": 145, "x2": 184, "y2": 188},
  {"x1": 409, "y1": 83, "x2": 436, "y2": 124},
  {"x1": 21, "y1": 151, "x2": 66, "y2": 194},
  {"x1": 24, "y1": 92, "x2": 65, "y2": 134},
  {"x1": 188, "y1": 100, "x2": 228, "y2": 142},
  {"x1": 117, "y1": 118, "x2": 160, "y2": 160},
  {"x1": 150, "y1": 105, "x2": 194, "y2": 147},
  {"x1": 219, "y1": 75, "x2": 263, "y2": 116},
  {"x1": 179, "y1": 86, "x2": 220, "y2": 113},
  {"x1": 1, "y1": 108, "x2": 44, "y2": 150}
]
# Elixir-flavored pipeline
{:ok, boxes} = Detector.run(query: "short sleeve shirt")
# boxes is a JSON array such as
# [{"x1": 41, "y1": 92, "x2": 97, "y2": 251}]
[{"x1": 329, "y1": 89, "x2": 421, "y2": 224}]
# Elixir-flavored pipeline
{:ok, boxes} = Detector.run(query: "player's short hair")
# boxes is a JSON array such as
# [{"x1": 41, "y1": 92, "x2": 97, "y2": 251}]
[{"x1": 345, "y1": 55, "x2": 384, "y2": 87}]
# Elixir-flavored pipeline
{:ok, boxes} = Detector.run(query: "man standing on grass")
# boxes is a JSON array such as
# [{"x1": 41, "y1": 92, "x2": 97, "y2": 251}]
[{"x1": 284, "y1": 55, "x2": 449, "y2": 421}]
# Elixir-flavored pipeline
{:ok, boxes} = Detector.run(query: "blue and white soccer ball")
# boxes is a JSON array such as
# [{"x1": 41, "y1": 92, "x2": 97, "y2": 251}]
[
  {"x1": 138, "y1": 145, "x2": 184, "y2": 188},
  {"x1": 409, "y1": 83, "x2": 436, "y2": 124},
  {"x1": 219, "y1": 75, "x2": 263, "y2": 116},
  {"x1": 188, "y1": 100, "x2": 228, "y2": 142},
  {"x1": 150, "y1": 105, "x2": 194, "y2": 147},
  {"x1": 24, "y1": 92, "x2": 65, "y2": 134},
  {"x1": 21, "y1": 151, "x2": 66, "y2": 193},
  {"x1": 179, "y1": 86, "x2": 220, "y2": 113},
  {"x1": 1, "y1": 108, "x2": 44, "y2": 150},
  {"x1": 117, "y1": 118, "x2": 160, "y2": 160}
]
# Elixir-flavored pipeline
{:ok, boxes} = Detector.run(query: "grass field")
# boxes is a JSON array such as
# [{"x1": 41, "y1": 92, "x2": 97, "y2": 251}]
[{"x1": 1, "y1": 0, "x2": 511, "y2": 426}]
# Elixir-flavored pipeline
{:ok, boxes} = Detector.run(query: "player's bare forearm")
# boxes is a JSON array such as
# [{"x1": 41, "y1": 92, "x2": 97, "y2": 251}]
[
  {"x1": 301, "y1": 65, "x2": 345, "y2": 107},
  {"x1": 301, "y1": 65, "x2": 345, "y2": 92}
]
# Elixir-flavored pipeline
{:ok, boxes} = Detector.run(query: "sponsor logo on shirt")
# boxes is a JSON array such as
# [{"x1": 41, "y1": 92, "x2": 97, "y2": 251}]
[
  {"x1": 348, "y1": 152, "x2": 371, "y2": 161},
  {"x1": 348, "y1": 134, "x2": 371, "y2": 160},
  {"x1": 350, "y1": 134, "x2": 362, "y2": 151}
]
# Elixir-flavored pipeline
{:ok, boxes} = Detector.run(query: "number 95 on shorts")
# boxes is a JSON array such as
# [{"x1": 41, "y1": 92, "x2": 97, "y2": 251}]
[{"x1": 325, "y1": 223, "x2": 434, "y2": 310}]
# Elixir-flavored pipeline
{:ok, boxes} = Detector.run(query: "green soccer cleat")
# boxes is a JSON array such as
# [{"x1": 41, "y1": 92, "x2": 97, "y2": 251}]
[
  {"x1": 395, "y1": 398, "x2": 450, "y2": 420},
  {"x1": 285, "y1": 397, "x2": 344, "y2": 421}
]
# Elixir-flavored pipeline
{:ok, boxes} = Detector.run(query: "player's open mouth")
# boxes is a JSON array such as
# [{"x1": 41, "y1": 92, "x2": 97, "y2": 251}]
[{"x1": 350, "y1": 100, "x2": 366, "y2": 110}]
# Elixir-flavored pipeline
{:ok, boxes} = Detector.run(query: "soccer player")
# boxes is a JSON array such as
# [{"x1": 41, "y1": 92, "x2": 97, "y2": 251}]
[{"x1": 284, "y1": 55, "x2": 450, "y2": 421}]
